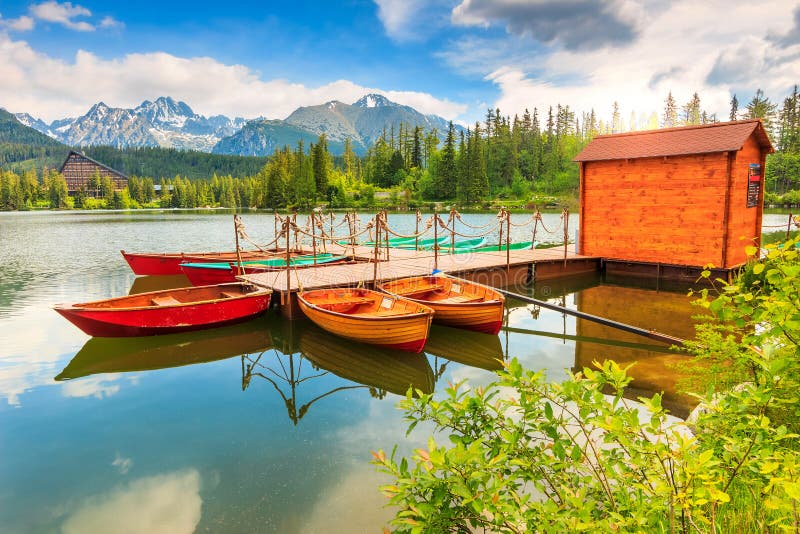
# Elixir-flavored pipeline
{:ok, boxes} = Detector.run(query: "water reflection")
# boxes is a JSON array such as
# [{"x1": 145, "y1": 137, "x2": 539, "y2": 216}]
[
  {"x1": 53, "y1": 271, "x2": 700, "y2": 422},
  {"x1": 55, "y1": 318, "x2": 273, "y2": 380}
]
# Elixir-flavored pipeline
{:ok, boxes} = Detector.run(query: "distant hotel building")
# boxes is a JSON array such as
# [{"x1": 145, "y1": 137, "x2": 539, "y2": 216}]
[{"x1": 59, "y1": 150, "x2": 128, "y2": 196}]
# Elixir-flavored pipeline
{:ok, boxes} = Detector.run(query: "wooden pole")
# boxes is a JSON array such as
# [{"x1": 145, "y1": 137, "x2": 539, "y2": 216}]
[
  {"x1": 285, "y1": 219, "x2": 292, "y2": 315},
  {"x1": 498, "y1": 208, "x2": 504, "y2": 249},
  {"x1": 506, "y1": 208, "x2": 511, "y2": 273},
  {"x1": 415, "y1": 209, "x2": 420, "y2": 251},
  {"x1": 450, "y1": 209, "x2": 456, "y2": 253},
  {"x1": 372, "y1": 212, "x2": 381, "y2": 287},
  {"x1": 563, "y1": 207, "x2": 569, "y2": 268},
  {"x1": 310, "y1": 211, "x2": 317, "y2": 265},
  {"x1": 292, "y1": 212, "x2": 298, "y2": 251},
  {"x1": 433, "y1": 208, "x2": 439, "y2": 270},
  {"x1": 273, "y1": 212, "x2": 278, "y2": 252},
  {"x1": 788, "y1": 213, "x2": 793, "y2": 240},
  {"x1": 383, "y1": 209, "x2": 390, "y2": 261},
  {"x1": 234, "y1": 214, "x2": 244, "y2": 277}
]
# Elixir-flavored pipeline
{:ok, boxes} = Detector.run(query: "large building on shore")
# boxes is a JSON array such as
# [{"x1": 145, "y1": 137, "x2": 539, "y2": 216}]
[{"x1": 59, "y1": 150, "x2": 128, "y2": 196}]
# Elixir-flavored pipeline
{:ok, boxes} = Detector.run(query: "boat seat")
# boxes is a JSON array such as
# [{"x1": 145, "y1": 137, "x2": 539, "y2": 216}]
[
  {"x1": 151, "y1": 295, "x2": 181, "y2": 306},
  {"x1": 437, "y1": 293, "x2": 483, "y2": 304},
  {"x1": 391, "y1": 283, "x2": 442, "y2": 296},
  {"x1": 219, "y1": 291, "x2": 241, "y2": 299},
  {"x1": 313, "y1": 297, "x2": 374, "y2": 306}
]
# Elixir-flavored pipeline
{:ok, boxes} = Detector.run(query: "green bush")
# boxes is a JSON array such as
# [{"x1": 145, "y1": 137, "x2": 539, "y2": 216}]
[{"x1": 375, "y1": 240, "x2": 800, "y2": 533}]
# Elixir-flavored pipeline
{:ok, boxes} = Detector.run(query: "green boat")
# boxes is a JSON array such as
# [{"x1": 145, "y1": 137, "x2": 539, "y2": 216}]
[
  {"x1": 406, "y1": 237, "x2": 487, "y2": 251},
  {"x1": 350, "y1": 236, "x2": 448, "y2": 249},
  {"x1": 466, "y1": 241, "x2": 537, "y2": 253},
  {"x1": 183, "y1": 253, "x2": 345, "y2": 271}
]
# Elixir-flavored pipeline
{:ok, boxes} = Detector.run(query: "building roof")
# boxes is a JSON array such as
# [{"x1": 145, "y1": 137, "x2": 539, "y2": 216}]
[
  {"x1": 573, "y1": 119, "x2": 774, "y2": 162},
  {"x1": 58, "y1": 150, "x2": 129, "y2": 179}
]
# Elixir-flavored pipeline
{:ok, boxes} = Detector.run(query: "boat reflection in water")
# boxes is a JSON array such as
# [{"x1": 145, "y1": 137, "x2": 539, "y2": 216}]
[
  {"x1": 55, "y1": 317, "x2": 273, "y2": 380},
  {"x1": 241, "y1": 319, "x2": 435, "y2": 425}
]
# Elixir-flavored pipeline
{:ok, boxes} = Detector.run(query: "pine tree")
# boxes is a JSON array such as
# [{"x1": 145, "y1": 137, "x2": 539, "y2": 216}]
[
  {"x1": 682, "y1": 92, "x2": 701, "y2": 125},
  {"x1": 435, "y1": 122, "x2": 457, "y2": 199},
  {"x1": 611, "y1": 101, "x2": 621, "y2": 133},
  {"x1": 744, "y1": 89, "x2": 778, "y2": 137},
  {"x1": 663, "y1": 91, "x2": 678, "y2": 128},
  {"x1": 730, "y1": 94, "x2": 739, "y2": 121},
  {"x1": 311, "y1": 134, "x2": 330, "y2": 198},
  {"x1": 411, "y1": 126, "x2": 423, "y2": 168}
]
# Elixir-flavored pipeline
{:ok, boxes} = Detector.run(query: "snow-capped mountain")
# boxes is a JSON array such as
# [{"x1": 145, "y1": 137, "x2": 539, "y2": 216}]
[
  {"x1": 15, "y1": 93, "x2": 458, "y2": 157},
  {"x1": 17, "y1": 97, "x2": 245, "y2": 152},
  {"x1": 215, "y1": 93, "x2": 459, "y2": 156}
]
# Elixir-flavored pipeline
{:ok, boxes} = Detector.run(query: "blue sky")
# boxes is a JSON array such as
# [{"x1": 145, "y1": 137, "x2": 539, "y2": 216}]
[{"x1": 1, "y1": 0, "x2": 799, "y2": 126}]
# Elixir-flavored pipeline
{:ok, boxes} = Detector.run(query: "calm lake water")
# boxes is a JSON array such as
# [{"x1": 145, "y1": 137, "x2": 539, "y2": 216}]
[{"x1": 0, "y1": 209, "x2": 792, "y2": 533}]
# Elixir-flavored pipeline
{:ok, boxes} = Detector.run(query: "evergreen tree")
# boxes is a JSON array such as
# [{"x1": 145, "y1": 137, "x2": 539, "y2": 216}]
[
  {"x1": 744, "y1": 89, "x2": 778, "y2": 136},
  {"x1": 682, "y1": 92, "x2": 701, "y2": 125},
  {"x1": 411, "y1": 126, "x2": 423, "y2": 168},
  {"x1": 434, "y1": 122, "x2": 457, "y2": 199},
  {"x1": 311, "y1": 134, "x2": 331, "y2": 198},
  {"x1": 730, "y1": 94, "x2": 739, "y2": 121},
  {"x1": 663, "y1": 91, "x2": 678, "y2": 128}
]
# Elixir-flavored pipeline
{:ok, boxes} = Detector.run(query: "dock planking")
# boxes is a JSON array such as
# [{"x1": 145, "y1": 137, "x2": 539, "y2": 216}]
[{"x1": 240, "y1": 244, "x2": 598, "y2": 293}]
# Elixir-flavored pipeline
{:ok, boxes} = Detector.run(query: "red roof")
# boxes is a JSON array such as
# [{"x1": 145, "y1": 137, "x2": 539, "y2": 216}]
[{"x1": 573, "y1": 120, "x2": 774, "y2": 162}]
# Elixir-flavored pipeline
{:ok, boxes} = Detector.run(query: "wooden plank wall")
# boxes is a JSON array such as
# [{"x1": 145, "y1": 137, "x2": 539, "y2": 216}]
[
  {"x1": 724, "y1": 136, "x2": 764, "y2": 267},
  {"x1": 580, "y1": 132, "x2": 765, "y2": 268}
]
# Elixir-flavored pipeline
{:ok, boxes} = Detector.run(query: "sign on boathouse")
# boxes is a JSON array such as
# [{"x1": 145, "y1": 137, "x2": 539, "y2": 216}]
[{"x1": 573, "y1": 120, "x2": 774, "y2": 270}]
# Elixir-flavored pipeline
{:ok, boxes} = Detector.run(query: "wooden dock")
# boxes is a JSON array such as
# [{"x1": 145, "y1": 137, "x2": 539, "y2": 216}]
[{"x1": 241, "y1": 244, "x2": 600, "y2": 318}]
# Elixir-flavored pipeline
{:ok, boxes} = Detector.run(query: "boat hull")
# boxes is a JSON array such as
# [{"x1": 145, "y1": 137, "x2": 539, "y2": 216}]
[
  {"x1": 55, "y1": 284, "x2": 272, "y2": 337},
  {"x1": 379, "y1": 276, "x2": 505, "y2": 335},
  {"x1": 296, "y1": 289, "x2": 433, "y2": 353},
  {"x1": 121, "y1": 250, "x2": 283, "y2": 276}
]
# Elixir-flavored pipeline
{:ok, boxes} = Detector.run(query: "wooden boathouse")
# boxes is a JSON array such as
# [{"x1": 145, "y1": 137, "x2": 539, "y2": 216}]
[{"x1": 574, "y1": 120, "x2": 774, "y2": 278}]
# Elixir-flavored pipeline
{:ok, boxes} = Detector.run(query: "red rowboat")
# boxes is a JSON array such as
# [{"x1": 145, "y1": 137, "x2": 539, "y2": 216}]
[
  {"x1": 378, "y1": 276, "x2": 505, "y2": 335},
  {"x1": 54, "y1": 283, "x2": 272, "y2": 337},
  {"x1": 120, "y1": 249, "x2": 288, "y2": 276},
  {"x1": 296, "y1": 288, "x2": 434, "y2": 353}
]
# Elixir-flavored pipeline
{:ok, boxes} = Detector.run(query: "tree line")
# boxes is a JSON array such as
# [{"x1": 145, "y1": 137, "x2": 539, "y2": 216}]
[{"x1": 5, "y1": 87, "x2": 800, "y2": 210}]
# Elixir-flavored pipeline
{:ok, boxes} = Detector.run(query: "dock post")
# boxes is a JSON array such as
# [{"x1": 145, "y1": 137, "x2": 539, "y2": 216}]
[
  {"x1": 310, "y1": 210, "x2": 317, "y2": 265},
  {"x1": 285, "y1": 219, "x2": 292, "y2": 316},
  {"x1": 433, "y1": 208, "x2": 439, "y2": 271},
  {"x1": 505, "y1": 208, "x2": 511, "y2": 274}
]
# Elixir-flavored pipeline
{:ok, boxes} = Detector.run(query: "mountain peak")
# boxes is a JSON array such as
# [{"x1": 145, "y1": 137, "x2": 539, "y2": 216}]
[{"x1": 354, "y1": 94, "x2": 396, "y2": 108}]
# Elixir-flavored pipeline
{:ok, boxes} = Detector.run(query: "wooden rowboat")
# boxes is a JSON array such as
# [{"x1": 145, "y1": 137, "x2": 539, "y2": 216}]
[
  {"x1": 180, "y1": 253, "x2": 349, "y2": 286},
  {"x1": 296, "y1": 288, "x2": 434, "y2": 352},
  {"x1": 120, "y1": 249, "x2": 289, "y2": 276},
  {"x1": 378, "y1": 276, "x2": 505, "y2": 335},
  {"x1": 54, "y1": 282, "x2": 272, "y2": 337}
]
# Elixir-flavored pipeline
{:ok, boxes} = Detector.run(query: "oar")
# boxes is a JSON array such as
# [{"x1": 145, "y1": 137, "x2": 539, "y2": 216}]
[
  {"x1": 437, "y1": 272, "x2": 687, "y2": 347},
  {"x1": 494, "y1": 286, "x2": 687, "y2": 347}
]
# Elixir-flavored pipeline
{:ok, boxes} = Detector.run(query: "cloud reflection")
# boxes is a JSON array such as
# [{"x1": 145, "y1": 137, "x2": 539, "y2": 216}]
[
  {"x1": 62, "y1": 469, "x2": 202, "y2": 534},
  {"x1": 61, "y1": 374, "x2": 125, "y2": 399}
]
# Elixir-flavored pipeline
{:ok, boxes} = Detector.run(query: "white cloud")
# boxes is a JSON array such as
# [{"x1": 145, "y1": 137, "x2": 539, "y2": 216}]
[
  {"x1": 99, "y1": 16, "x2": 123, "y2": 30},
  {"x1": 61, "y1": 470, "x2": 202, "y2": 534},
  {"x1": 0, "y1": 14, "x2": 35, "y2": 31},
  {"x1": 0, "y1": 34, "x2": 467, "y2": 122},
  {"x1": 373, "y1": 0, "x2": 453, "y2": 42},
  {"x1": 374, "y1": 0, "x2": 424, "y2": 41},
  {"x1": 30, "y1": 1, "x2": 94, "y2": 31},
  {"x1": 452, "y1": 0, "x2": 800, "y2": 124}
]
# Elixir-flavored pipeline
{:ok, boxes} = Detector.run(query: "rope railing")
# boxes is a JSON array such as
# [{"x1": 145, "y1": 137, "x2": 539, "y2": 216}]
[
  {"x1": 452, "y1": 209, "x2": 505, "y2": 230},
  {"x1": 435, "y1": 213, "x2": 506, "y2": 240}
]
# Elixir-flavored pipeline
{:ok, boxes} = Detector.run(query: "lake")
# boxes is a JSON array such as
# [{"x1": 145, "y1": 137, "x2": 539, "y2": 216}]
[{"x1": 0, "y1": 209, "x2": 791, "y2": 532}]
